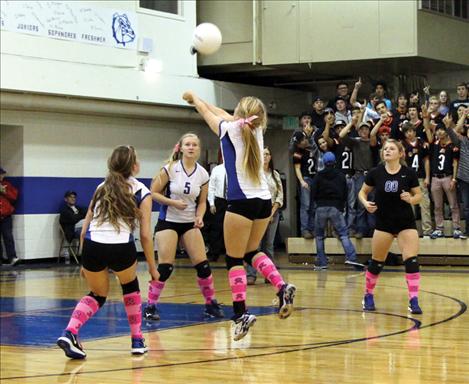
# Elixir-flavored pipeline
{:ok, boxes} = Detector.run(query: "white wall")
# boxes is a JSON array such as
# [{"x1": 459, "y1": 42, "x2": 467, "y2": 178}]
[{"x1": 0, "y1": 0, "x2": 198, "y2": 101}]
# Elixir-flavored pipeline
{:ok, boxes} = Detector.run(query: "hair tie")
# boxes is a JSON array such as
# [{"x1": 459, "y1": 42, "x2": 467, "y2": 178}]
[{"x1": 238, "y1": 115, "x2": 259, "y2": 129}]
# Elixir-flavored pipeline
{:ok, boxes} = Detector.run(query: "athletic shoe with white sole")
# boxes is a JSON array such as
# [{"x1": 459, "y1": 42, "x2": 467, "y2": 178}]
[
  {"x1": 232, "y1": 312, "x2": 256, "y2": 341},
  {"x1": 277, "y1": 283, "x2": 296, "y2": 319},
  {"x1": 131, "y1": 338, "x2": 148, "y2": 355},
  {"x1": 57, "y1": 330, "x2": 86, "y2": 359}
]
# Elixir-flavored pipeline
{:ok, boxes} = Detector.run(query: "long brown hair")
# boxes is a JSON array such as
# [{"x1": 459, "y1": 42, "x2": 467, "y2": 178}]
[
  {"x1": 380, "y1": 139, "x2": 407, "y2": 166},
  {"x1": 264, "y1": 146, "x2": 282, "y2": 192},
  {"x1": 166, "y1": 132, "x2": 200, "y2": 171},
  {"x1": 234, "y1": 96, "x2": 267, "y2": 185},
  {"x1": 91, "y1": 145, "x2": 140, "y2": 232}
]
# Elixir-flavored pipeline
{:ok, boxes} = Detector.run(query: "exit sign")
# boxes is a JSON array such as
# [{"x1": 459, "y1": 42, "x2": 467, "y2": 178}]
[{"x1": 282, "y1": 116, "x2": 298, "y2": 130}]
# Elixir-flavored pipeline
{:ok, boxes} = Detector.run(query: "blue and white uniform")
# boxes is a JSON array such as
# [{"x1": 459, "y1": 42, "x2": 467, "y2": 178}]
[
  {"x1": 86, "y1": 177, "x2": 150, "y2": 244},
  {"x1": 219, "y1": 120, "x2": 271, "y2": 201},
  {"x1": 158, "y1": 160, "x2": 209, "y2": 223}
]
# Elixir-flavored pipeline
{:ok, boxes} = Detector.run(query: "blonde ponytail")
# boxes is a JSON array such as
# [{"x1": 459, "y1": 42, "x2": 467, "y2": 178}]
[{"x1": 234, "y1": 97, "x2": 267, "y2": 184}]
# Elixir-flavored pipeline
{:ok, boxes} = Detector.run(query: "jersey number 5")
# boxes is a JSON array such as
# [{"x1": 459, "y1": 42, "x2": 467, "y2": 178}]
[{"x1": 183, "y1": 182, "x2": 191, "y2": 194}]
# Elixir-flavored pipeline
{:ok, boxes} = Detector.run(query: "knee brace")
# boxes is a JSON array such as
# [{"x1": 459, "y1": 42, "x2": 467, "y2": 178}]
[
  {"x1": 368, "y1": 259, "x2": 384, "y2": 275},
  {"x1": 194, "y1": 260, "x2": 211, "y2": 279},
  {"x1": 157, "y1": 263, "x2": 174, "y2": 282},
  {"x1": 225, "y1": 255, "x2": 244, "y2": 270},
  {"x1": 404, "y1": 256, "x2": 420, "y2": 274},
  {"x1": 243, "y1": 250, "x2": 258, "y2": 266},
  {"x1": 121, "y1": 278, "x2": 139, "y2": 295},
  {"x1": 88, "y1": 291, "x2": 106, "y2": 308}
]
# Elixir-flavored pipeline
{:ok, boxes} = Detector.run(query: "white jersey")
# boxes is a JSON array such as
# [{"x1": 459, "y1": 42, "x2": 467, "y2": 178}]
[
  {"x1": 219, "y1": 120, "x2": 271, "y2": 201},
  {"x1": 159, "y1": 160, "x2": 209, "y2": 223},
  {"x1": 86, "y1": 176, "x2": 151, "y2": 244}
]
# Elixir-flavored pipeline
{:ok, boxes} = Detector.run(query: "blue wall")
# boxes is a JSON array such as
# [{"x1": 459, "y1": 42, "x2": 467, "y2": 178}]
[{"x1": 8, "y1": 177, "x2": 159, "y2": 214}]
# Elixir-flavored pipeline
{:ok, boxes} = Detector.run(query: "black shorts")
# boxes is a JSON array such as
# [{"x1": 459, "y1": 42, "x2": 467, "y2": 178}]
[
  {"x1": 155, "y1": 219, "x2": 195, "y2": 237},
  {"x1": 227, "y1": 198, "x2": 271, "y2": 221},
  {"x1": 82, "y1": 239, "x2": 137, "y2": 272},
  {"x1": 375, "y1": 217, "x2": 417, "y2": 236}
]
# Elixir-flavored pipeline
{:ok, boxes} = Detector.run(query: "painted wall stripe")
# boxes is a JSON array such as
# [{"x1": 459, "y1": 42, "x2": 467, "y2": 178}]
[{"x1": 8, "y1": 177, "x2": 160, "y2": 214}]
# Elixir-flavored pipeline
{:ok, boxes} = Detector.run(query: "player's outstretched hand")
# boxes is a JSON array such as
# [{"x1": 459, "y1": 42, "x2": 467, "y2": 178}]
[{"x1": 182, "y1": 91, "x2": 195, "y2": 104}]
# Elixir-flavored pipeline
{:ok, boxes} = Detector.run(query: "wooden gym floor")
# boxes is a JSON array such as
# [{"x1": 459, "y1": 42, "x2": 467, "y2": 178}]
[{"x1": 1, "y1": 254, "x2": 468, "y2": 383}]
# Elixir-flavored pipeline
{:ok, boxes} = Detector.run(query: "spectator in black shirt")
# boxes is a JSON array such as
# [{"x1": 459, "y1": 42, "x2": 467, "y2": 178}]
[
  {"x1": 426, "y1": 124, "x2": 463, "y2": 239},
  {"x1": 358, "y1": 139, "x2": 423, "y2": 315},
  {"x1": 409, "y1": 91, "x2": 420, "y2": 106},
  {"x1": 449, "y1": 82, "x2": 469, "y2": 112},
  {"x1": 292, "y1": 131, "x2": 317, "y2": 239},
  {"x1": 407, "y1": 104, "x2": 426, "y2": 142},
  {"x1": 323, "y1": 118, "x2": 356, "y2": 231},
  {"x1": 59, "y1": 191, "x2": 87, "y2": 243},
  {"x1": 402, "y1": 122, "x2": 432, "y2": 237},
  {"x1": 311, "y1": 152, "x2": 364, "y2": 271},
  {"x1": 393, "y1": 93, "x2": 408, "y2": 128},
  {"x1": 328, "y1": 81, "x2": 351, "y2": 109},
  {"x1": 311, "y1": 96, "x2": 326, "y2": 130}
]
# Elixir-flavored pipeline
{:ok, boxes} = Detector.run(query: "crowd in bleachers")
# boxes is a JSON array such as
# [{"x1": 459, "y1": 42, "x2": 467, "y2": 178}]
[{"x1": 289, "y1": 80, "x2": 469, "y2": 241}]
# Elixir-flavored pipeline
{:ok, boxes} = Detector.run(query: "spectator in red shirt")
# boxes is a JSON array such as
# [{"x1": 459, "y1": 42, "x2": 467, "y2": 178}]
[{"x1": 0, "y1": 167, "x2": 19, "y2": 266}]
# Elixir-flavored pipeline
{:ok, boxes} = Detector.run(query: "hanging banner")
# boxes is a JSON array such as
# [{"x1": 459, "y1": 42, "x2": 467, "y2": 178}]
[{"x1": 0, "y1": 1, "x2": 138, "y2": 50}]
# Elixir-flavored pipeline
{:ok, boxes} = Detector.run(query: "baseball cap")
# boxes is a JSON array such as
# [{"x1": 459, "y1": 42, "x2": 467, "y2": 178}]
[
  {"x1": 64, "y1": 190, "x2": 77, "y2": 198},
  {"x1": 292, "y1": 131, "x2": 307, "y2": 143},
  {"x1": 358, "y1": 122, "x2": 371, "y2": 129},
  {"x1": 323, "y1": 152, "x2": 336, "y2": 165},
  {"x1": 0, "y1": 167, "x2": 6, "y2": 175},
  {"x1": 299, "y1": 111, "x2": 312, "y2": 119},
  {"x1": 312, "y1": 96, "x2": 324, "y2": 103},
  {"x1": 334, "y1": 120, "x2": 347, "y2": 127},
  {"x1": 324, "y1": 107, "x2": 334, "y2": 113}
]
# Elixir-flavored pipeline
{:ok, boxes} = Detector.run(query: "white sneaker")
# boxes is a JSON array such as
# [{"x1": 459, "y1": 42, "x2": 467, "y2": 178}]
[
  {"x1": 233, "y1": 312, "x2": 256, "y2": 341},
  {"x1": 9, "y1": 257, "x2": 20, "y2": 266}
]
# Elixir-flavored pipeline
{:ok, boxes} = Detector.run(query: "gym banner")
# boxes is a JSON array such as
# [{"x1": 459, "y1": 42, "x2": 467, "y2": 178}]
[{"x1": 0, "y1": 0, "x2": 138, "y2": 50}]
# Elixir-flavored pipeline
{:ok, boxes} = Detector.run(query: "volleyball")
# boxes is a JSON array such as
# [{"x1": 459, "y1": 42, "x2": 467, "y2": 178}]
[{"x1": 191, "y1": 23, "x2": 222, "y2": 55}]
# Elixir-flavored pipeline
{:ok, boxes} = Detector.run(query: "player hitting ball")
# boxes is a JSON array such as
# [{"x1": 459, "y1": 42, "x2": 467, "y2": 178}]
[{"x1": 182, "y1": 91, "x2": 296, "y2": 341}]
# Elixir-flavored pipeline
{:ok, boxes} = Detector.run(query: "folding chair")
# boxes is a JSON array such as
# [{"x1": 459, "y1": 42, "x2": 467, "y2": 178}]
[{"x1": 58, "y1": 226, "x2": 80, "y2": 264}]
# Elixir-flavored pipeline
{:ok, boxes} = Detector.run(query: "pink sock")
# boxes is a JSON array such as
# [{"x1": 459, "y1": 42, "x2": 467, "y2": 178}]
[
  {"x1": 228, "y1": 268, "x2": 247, "y2": 303},
  {"x1": 123, "y1": 291, "x2": 143, "y2": 339},
  {"x1": 148, "y1": 280, "x2": 165, "y2": 305},
  {"x1": 365, "y1": 270, "x2": 380, "y2": 295},
  {"x1": 405, "y1": 272, "x2": 420, "y2": 299},
  {"x1": 66, "y1": 295, "x2": 100, "y2": 335},
  {"x1": 252, "y1": 253, "x2": 285, "y2": 291},
  {"x1": 197, "y1": 274, "x2": 215, "y2": 304}
]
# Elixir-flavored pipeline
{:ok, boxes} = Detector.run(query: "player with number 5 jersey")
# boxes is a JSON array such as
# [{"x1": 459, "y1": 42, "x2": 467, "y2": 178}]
[
  {"x1": 358, "y1": 139, "x2": 424, "y2": 315},
  {"x1": 144, "y1": 133, "x2": 224, "y2": 322}
]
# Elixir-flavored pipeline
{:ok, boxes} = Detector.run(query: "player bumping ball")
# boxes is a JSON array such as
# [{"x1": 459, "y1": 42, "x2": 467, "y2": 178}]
[{"x1": 190, "y1": 23, "x2": 222, "y2": 55}]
